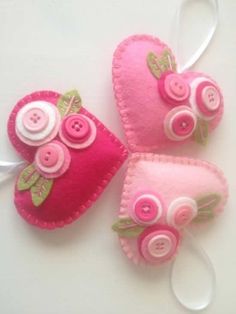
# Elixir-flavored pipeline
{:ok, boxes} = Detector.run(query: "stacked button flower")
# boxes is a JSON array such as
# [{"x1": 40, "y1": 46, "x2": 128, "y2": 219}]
[
  {"x1": 147, "y1": 51, "x2": 222, "y2": 144},
  {"x1": 112, "y1": 192, "x2": 199, "y2": 264},
  {"x1": 16, "y1": 90, "x2": 97, "y2": 206}
]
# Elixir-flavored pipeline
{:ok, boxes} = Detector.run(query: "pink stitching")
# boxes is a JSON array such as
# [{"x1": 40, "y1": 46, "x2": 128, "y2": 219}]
[
  {"x1": 10, "y1": 91, "x2": 128, "y2": 229},
  {"x1": 118, "y1": 153, "x2": 228, "y2": 264},
  {"x1": 112, "y1": 35, "x2": 224, "y2": 152}
]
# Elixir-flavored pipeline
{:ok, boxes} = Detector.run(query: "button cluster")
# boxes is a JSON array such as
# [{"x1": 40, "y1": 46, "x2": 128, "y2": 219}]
[
  {"x1": 138, "y1": 225, "x2": 179, "y2": 263},
  {"x1": 159, "y1": 72, "x2": 190, "y2": 106},
  {"x1": 35, "y1": 141, "x2": 71, "y2": 178},
  {"x1": 59, "y1": 113, "x2": 97, "y2": 149},
  {"x1": 167, "y1": 197, "x2": 197, "y2": 228},
  {"x1": 16, "y1": 101, "x2": 60, "y2": 146},
  {"x1": 164, "y1": 106, "x2": 197, "y2": 141},
  {"x1": 130, "y1": 194, "x2": 163, "y2": 225}
]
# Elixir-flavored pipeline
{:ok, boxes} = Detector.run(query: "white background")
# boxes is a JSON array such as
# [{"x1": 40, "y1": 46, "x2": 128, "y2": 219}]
[{"x1": 0, "y1": 0, "x2": 235, "y2": 313}]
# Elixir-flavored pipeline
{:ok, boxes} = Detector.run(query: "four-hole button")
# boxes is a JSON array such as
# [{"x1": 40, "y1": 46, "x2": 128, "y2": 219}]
[
  {"x1": 59, "y1": 113, "x2": 97, "y2": 149},
  {"x1": 23, "y1": 108, "x2": 49, "y2": 133},
  {"x1": 190, "y1": 78, "x2": 222, "y2": 120},
  {"x1": 64, "y1": 115, "x2": 91, "y2": 142}
]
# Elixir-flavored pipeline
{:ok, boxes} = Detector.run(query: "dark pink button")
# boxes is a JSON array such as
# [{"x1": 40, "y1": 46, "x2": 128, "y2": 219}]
[
  {"x1": 38, "y1": 144, "x2": 60, "y2": 168},
  {"x1": 174, "y1": 206, "x2": 193, "y2": 227},
  {"x1": 196, "y1": 81, "x2": 221, "y2": 116},
  {"x1": 23, "y1": 108, "x2": 49, "y2": 133},
  {"x1": 134, "y1": 197, "x2": 159, "y2": 223},
  {"x1": 159, "y1": 72, "x2": 190, "y2": 105},
  {"x1": 62, "y1": 114, "x2": 91, "y2": 142},
  {"x1": 172, "y1": 112, "x2": 196, "y2": 137}
]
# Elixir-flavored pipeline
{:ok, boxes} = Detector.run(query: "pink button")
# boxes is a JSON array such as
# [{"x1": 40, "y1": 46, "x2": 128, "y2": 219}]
[
  {"x1": 38, "y1": 144, "x2": 60, "y2": 168},
  {"x1": 23, "y1": 108, "x2": 49, "y2": 133},
  {"x1": 202, "y1": 86, "x2": 220, "y2": 110},
  {"x1": 196, "y1": 81, "x2": 221, "y2": 117},
  {"x1": 172, "y1": 111, "x2": 196, "y2": 137},
  {"x1": 35, "y1": 141, "x2": 71, "y2": 179},
  {"x1": 174, "y1": 205, "x2": 193, "y2": 227},
  {"x1": 138, "y1": 225, "x2": 179, "y2": 264},
  {"x1": 147, "y1": 234, "x2": 172, "y2": 258},
  {"x1": 134, "y1": 197, "x2": 159, "y2": 223},
  {"x1": 62, "y1": 114, "x2": 91, "y2": 142},
  {"x1": 159, "y1": 72, "x2": 190, "y2": 106},
  {"x1": 164, "y1": 106, "x2": 197, "y2": 141},
  {"x1": 167, "y1": 197, "x2": 197, "y2": 228}
]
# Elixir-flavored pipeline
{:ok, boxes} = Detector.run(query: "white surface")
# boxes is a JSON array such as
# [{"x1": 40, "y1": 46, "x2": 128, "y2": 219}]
[{"x1": 0, "y1": 0, "x2": 235, "y2": 313}]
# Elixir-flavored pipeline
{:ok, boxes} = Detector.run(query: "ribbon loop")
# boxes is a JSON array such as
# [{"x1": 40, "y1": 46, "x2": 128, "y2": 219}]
[
  {"x1": 175, "y1": 0, "x2": 219, "y2": 72},
  {"x1": 0, "y1": 160, "x2": 25, "y2": 184},
  {"x1": 170, "y1": 229, "x2": 216, "y2": 311}
]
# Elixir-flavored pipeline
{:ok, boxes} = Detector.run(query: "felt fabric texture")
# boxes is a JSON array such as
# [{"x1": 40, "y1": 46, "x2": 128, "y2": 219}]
[
  {"x1": 112, "y1": 35, "x2": 224, "y2": 152},
  {"x1": 115, "y1": 153, "x2": 228, "y2": 265},
  {"x1": 8, "y1": 91, "x2": 128, "y2": 229}
]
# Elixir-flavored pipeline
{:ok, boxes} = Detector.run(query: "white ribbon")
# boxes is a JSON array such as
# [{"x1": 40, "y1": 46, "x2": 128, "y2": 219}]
[
  {"x1": 170, "y1": 229, "x2": 216, "y2": 311},
  {"x1": 0, "y1": 160, "x2": 25, "y2": 183},
  {"x1": 175, "y1": 0, "x2": 219, "y2": 72}
]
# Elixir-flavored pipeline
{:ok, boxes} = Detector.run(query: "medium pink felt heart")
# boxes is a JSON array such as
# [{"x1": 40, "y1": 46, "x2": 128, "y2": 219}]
[
  {"x1": 112, "y1": 35, "x2": 224, "y2": 152},
  {"x1": 8, "y1": 90, "x2": 128, "y2": 229},
  {"x1": 112, "y1": 153, "x2": 228, "y2": 265}
]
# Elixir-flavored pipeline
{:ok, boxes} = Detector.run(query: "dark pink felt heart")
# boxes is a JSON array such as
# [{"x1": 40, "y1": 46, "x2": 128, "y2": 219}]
[{"x1": 8, "y1": 90, "x2": 128, "y2": 229}]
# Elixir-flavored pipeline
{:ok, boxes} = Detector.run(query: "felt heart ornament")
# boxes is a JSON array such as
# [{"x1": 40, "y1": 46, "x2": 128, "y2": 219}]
[
  {"x1": 8, "y1": 90, "x2": 128, "y2": 229},
  {"x1": 112, "y1": 35, "x2": 224, "y2": 152},
  {"x1": 112, "y1": 153, "x2": 228, "y2": 265}
]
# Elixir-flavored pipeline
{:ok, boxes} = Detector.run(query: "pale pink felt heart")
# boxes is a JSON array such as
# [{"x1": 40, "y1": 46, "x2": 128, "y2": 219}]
[
  {"x1": 112, "y1": 153, "x2": 228, "y2": 265},
  {"x1": 112, "y1": 35, "x2": 224, "y2": 152}
]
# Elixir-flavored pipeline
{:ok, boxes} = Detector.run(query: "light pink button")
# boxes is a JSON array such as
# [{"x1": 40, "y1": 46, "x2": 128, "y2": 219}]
[
  {"x1": 62, "y1": 114, "x2": 91, "y2": 142},
  {"x1": 159, "y1": 72, "x2": 190, "y2": 106},
  {"x1": 23, "y1": 108, "x2": 49, "y2": 133},
  {"x1": 147, "y1": 234, "x2": 172, "y2": 258},
  {"x1": 196, "y1": 81, "x2": 221, "y2": 117},
  {"x1": 15, "y1": 101, "x2": 61, "y2": 147},
  {"x1": 174, "y1": 205, "x2": 193, "y2": 227},
  {"x1": 38, "y1": 144, "x2": 60, "y2": 168},
  {"x1": 202, "y1": 86, "x2": 220, "y2": 110},
  {"x1": 167, "y1": 197, "x2": 198, "y2": 228},
  {"x1": 138, "y1": 225, "x2": 179, "y2": 264},
  {"x1": 133, "y1": 195, "x2": 161, "y2": 224},
  {"x1": 172, "y1": 112, "x2": 196, "y2": 137}
]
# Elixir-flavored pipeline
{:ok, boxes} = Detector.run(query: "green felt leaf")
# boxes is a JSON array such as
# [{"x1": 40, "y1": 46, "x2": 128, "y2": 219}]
[
  {"x1": 194, "y1": 193, "x2": 221, "y2": 222},
  {"x1": 112, "y1": 218, "x2": 145, "y2": 238},
  {"x1": 17, "y1": 164, "x2": 40, "y2": 191},
  {"x1": 31, "y1": 177, "x2": 53, "y2": 207},
  {"x1": 147, "y1": 50, "x2": 176, "y2": 79},
  {"x1": 194, "y1": 119, "x2": 209, "y2": 145},
  {"x1": 57, "y1": 90, "x2": 82, "y2": 117}
]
